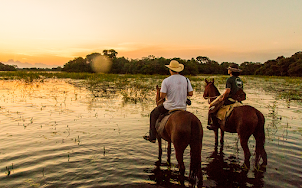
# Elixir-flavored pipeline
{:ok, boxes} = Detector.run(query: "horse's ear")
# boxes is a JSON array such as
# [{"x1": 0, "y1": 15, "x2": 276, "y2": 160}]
[
  {"x1": 212, "y1": 78, "x2": 214, "y2": 83},
  {"x1": 156, "y1": 85, "x2": 159, "y2": 89},
  {"x1": 205, "y1": 79, "x2": 209, "y2": 84}
]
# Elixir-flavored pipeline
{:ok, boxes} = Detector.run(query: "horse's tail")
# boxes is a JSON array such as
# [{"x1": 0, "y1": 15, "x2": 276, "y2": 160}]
[
  {"x1": 254, "y1": 108, "x2": 267, "y2": 165},
  {"x1": 254, "y1": 109, "x2": 265, "y2": 144},
  {"x1": 189, "y1": 114, "x2": 203, "y2": 183}
]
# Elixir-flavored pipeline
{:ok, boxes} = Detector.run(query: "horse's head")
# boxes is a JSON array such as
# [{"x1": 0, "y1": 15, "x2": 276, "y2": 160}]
[
  {"x1": 204, "y1": 79, "x2": 220, "y2": 103},
  {"x1": 156, "y1": 85, "x2": 163, "y2": 106}
]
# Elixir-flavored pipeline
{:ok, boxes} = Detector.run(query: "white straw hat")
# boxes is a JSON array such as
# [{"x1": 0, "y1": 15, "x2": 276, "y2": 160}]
[{"x1": 165, "y1": 60, "x2": 184, "y2": 72}]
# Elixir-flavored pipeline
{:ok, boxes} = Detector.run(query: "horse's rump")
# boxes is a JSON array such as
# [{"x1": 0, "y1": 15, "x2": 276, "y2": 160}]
[
  {"x1": 156, "y1": 110, "x2": 201, "y2": 143},
  {"x1": 224, "y1": 105, "x2": 260, "y2": 133}
]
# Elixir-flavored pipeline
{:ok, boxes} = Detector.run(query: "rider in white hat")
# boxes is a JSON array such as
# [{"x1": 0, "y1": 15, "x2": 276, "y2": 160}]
[{"x1": 144, "y1": 60, "x2": 193, "y2": 143}]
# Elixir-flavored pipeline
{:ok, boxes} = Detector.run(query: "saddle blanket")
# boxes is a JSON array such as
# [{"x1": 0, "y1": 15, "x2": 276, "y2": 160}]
[
  {"x1": 155, "y1": 114, "x2": 171, "y2": 136},
  {"x1": 216, "y1": 102, "x2": 243, "y2": 121},
  {"x1": 155, "y1": 109, "x2": 183, "y2": 136}
]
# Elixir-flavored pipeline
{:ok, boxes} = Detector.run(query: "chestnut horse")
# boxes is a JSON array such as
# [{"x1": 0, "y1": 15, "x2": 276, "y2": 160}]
[
  {"x1": 203, "y1": 79, "x2": 267, "y2": 170},
  {"x1": 155, "y1": 85, "x2": 203, "y2": 186}
]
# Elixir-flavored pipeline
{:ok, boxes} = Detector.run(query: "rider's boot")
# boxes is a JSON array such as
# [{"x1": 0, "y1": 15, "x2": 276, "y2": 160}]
[
  {"x1": 207, "y1": 113, "x2": 218, "y2": 130},
  {"x1": 143, "y1": 136, "x2": 156, "y2": 143},
  {"x1": 207, "y1": 123, "x2": 218, "y2": 130}
]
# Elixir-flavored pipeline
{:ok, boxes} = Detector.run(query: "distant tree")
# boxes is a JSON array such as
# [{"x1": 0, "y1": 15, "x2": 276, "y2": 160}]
[
  {"x1": 110, "y1": 57, "x2": 129, "y2": 74},
  {"x1": 255, "y1": 59, "x2": 277, "y2": 76},
  {"x1": 52, "y1": 66, "x2": 62, "y2": 71},
  {"x1": 183, "y1": 59, "x2": 198, "y2": 76},
  {"x1": 276, "y1": 56, "x2": 293, "y2": 76},
  {"x1": 221, "y1": 62, "x2": 232, "y2": 74},
  {"x1": 196, "y1": 56, "x2": 210, "y2": 64},
  {"x1": 254, "y1": 51, "x2": 302, "y2": 76},
  {"x1": 0, "y1": 62, "x2": 17, "y2": 71},
  {"x1": 61, "y1": 50, "x2": 302, "y2": 77},
  {"x1": 86, "y1": 52, "x2": 102, "y2": 64},
  {"x1": 62, "y1": 57, "x2": 92, "y2": 72},
  {"x1": 103, "y1": 49, "x2": 118, "y2": 59},
  {"x1": 240, "y1": 62, "x2": 262, "y2": 75},
  {"x1": 288, "y1": 59, "x2": 302, "y2": 76}
]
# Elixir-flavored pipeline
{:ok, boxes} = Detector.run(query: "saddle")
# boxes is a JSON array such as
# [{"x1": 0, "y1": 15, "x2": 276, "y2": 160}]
[
  {"x1": 155, "y1": 110, "x2": 184, "y2": 136},
  {"x1": 216, "y1": 102, "x2": 243, "y2": 122}
]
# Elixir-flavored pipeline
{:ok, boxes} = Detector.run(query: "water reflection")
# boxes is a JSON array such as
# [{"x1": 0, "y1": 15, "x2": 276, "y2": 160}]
[
  {"x1": 204, "y1": 145, "x2": 266, "y2": 188},
  {"x1": 1, "y1": 77, "x2": 302, "y2": 187},
  {"x1": 145, "y1": 144, "x2": 267, "y2": 188},
  {"x1": 146, "y1": 162, "x2": 198, "y2": 188}
]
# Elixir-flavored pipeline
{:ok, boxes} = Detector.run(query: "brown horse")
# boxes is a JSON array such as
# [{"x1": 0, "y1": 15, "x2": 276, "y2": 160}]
[
  {"x1": 155, "y1": 85, "x2": 203, "y2": 186},
  {"x1": 203, "y1": 79, "x2": 267, "y2": 170}
]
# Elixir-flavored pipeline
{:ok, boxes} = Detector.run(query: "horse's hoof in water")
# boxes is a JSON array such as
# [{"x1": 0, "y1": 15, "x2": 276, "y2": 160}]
[{"x1": 154, "y1": 160, "x2": 161, "y2": 166}]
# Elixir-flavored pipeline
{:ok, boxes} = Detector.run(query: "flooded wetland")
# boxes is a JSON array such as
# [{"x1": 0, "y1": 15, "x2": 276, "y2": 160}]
[{"x1": 0, "y1": 73, "x2": 301, "y2": 187}]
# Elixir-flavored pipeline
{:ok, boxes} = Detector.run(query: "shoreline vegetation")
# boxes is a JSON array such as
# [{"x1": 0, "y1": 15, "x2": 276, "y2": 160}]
[
  {"x1": 0, "y1": 71, "x2": 301, "y2": 103},
  {"x1": 1, "y1": 50, "x2": 302, "y2": 77}
]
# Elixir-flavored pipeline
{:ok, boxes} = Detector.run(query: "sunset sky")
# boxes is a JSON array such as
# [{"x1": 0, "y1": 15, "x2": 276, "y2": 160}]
[{"x1": 0, "y1": 0, "x2": 301, "y2": 68}]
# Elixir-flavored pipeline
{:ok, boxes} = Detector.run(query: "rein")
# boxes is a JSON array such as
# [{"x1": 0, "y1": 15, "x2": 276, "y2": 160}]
[{"x1": 204, "y1": 96, "x2": 219, "y2": 104}]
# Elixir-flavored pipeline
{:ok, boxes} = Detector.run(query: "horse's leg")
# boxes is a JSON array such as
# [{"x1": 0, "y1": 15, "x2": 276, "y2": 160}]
[
  {"x1": 157, "y1": 137, "x2": 162, "y2": 166},
  {"x1": 254, "y1": 144, "x2": 260, "y2": 169},
  {"x1": 214, "y1": 129, "x2": 218, "y2": 146},
  {"x1": 239, "y1": 136, "x2": 251, "y2": 170},
  {"x1": 175, "y1": 147, "x2": 186, "y2": 185},
  {"x1": 220, "y1": 129, "x2": 224, "y2": 145},
  {"x1": 254, "y1": 141, "x2": 267, "y2": 170},
  {"x1": 167, "y1": 141, "x2": 171, "y2": 165},
  {"x1": 261, "y1": 148, "x2": 267, "y2": 167}
]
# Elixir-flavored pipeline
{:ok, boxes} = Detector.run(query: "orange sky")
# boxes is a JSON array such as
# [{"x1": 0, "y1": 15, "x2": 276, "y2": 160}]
[{"x1": 0, "y1": 0, "x2": 301, "y2": 68}]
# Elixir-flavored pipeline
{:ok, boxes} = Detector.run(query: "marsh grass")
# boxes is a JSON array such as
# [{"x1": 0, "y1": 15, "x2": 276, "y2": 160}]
[{"x1": 1, "y1": 71, "x2": 301, "y2": 104}]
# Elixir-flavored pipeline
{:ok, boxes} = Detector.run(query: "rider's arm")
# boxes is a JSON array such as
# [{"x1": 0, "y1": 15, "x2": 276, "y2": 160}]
[
  {"x1": 160, "y1": 92, "x2": 167, "y2": 99},
  {"x1": 156, "y1": 92, "x2": 166, "y2": 105},
  {"x1": 219, "y1": 88, "x2": 230, "y2": 101},
  {"x1": 187, "y1": 91, "x2": 193, "y2": 97}
]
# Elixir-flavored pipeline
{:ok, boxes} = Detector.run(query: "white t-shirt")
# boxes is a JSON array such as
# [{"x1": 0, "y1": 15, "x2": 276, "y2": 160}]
[{"x1": 160, "y1": 74, "x2": 193, "y2": 111}]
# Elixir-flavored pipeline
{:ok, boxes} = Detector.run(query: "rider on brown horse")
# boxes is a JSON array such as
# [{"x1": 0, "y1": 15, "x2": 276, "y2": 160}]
[
  {"x1": 143, "y1": 60, "x2": 194, "y2": 143},
  {"x1": 207, "y1": 63, "x2": 244, "y2": 130}
]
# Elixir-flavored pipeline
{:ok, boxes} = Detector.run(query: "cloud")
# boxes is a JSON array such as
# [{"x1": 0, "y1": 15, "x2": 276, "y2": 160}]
[{"x1": 4, "y1": 59, "x2": 59, "y2": 68}]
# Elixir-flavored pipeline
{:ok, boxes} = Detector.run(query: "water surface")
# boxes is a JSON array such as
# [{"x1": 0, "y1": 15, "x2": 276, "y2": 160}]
[{"x1": 0, "y1": 76, "x2": 301, "y2": 187}]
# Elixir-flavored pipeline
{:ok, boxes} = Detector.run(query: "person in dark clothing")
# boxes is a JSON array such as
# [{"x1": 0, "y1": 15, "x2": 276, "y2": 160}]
[{"x1": 207, "y1": 63, "x2": 243, "y2": 130}]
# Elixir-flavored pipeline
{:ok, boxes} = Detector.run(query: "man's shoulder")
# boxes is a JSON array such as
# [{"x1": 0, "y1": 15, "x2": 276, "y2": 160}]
[
  {"x1": 226, "y1": 76, "x2": 233, "y2": 82},
  {"x1": 164, "y1": 74, "x2": 184, "y2": 81},
  {"x1": 227, "y1": 76, "x2": 238, "y2": 82},
  {"x1": 162, "y1": 76, "x2": 171, "y2": 83}
]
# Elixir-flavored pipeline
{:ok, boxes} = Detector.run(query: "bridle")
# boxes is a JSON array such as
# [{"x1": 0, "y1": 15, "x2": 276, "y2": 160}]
[{"x1": 204, "y1": 83, "x2": 220, "y2": 104}]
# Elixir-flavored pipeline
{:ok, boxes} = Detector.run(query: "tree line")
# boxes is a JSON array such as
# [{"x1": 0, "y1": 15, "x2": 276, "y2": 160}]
[
  {"x1": 61, "y1": 50, "x2": 302, "y2": 76},
  {"x1": 0, "y1": 62, "x2": 17, "y2": 71},
  {"x1": 1, "y1": 50, "x2": 302, "y2": 77}
]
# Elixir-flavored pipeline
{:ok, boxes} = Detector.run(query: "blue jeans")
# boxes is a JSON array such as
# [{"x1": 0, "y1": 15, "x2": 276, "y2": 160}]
[{"x1": 149, "y1": 104, "x2": 169, "y2": 140}]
